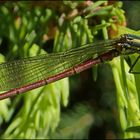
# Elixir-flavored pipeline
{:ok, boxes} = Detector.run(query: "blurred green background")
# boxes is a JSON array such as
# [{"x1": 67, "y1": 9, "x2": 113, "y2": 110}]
[
  {"x1": 0, "y1": 1, "x2": 139, "y2": 139},
  {"x1": 123, "y1": 1, "x2": 140, "y2": 30}
]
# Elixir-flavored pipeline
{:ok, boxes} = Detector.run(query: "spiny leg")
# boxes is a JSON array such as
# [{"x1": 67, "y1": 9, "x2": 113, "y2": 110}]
[{"x1": 129, "y1": 55, "x2": 140, "y2": 74}]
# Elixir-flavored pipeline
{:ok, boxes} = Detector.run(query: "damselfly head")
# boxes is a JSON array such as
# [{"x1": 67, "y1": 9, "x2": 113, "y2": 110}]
[
  {"x1": 123, "y1": 34, "x2": 140, "y2": 50},
  {"x1": 121, "y1": 34, "x2": 140, "y2": 74},
  {"x1": 114, "y1": 34, "x2": 140, "y2": 55}
]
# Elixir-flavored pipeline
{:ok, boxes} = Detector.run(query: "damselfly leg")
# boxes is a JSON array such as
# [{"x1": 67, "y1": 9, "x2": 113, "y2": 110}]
[
  {"x1": 129, "y1": 55, "x2": 140, "y2": 74},
  {"x1": 122, "y1": 34, "x2": 140, "y2": 74}
]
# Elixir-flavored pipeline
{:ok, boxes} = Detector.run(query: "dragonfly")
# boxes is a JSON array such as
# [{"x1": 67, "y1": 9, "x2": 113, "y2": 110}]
[{"x1": 0, "y1": 33, "x2": 140, "y2": 100}]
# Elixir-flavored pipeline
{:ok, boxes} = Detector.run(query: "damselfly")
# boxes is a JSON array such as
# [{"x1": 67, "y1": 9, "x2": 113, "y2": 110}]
[{"x1": 0, "y1": 34, "x2": 140, "y2": 100}]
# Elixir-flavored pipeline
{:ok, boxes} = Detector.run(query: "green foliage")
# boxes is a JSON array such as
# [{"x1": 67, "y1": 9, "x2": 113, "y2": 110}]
[
  {"x1": 0, "y1": 1, "x2": 139, "y2": 139},
  {"x1": 111, "y1": 26, "x2": 140, "y2": 138},
  {"x1": 49, "y1": 104, "x2": 94, "y2": 139},
  {"x1": 0, "y1": 2, "x2": 70, "y2": 138}
]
